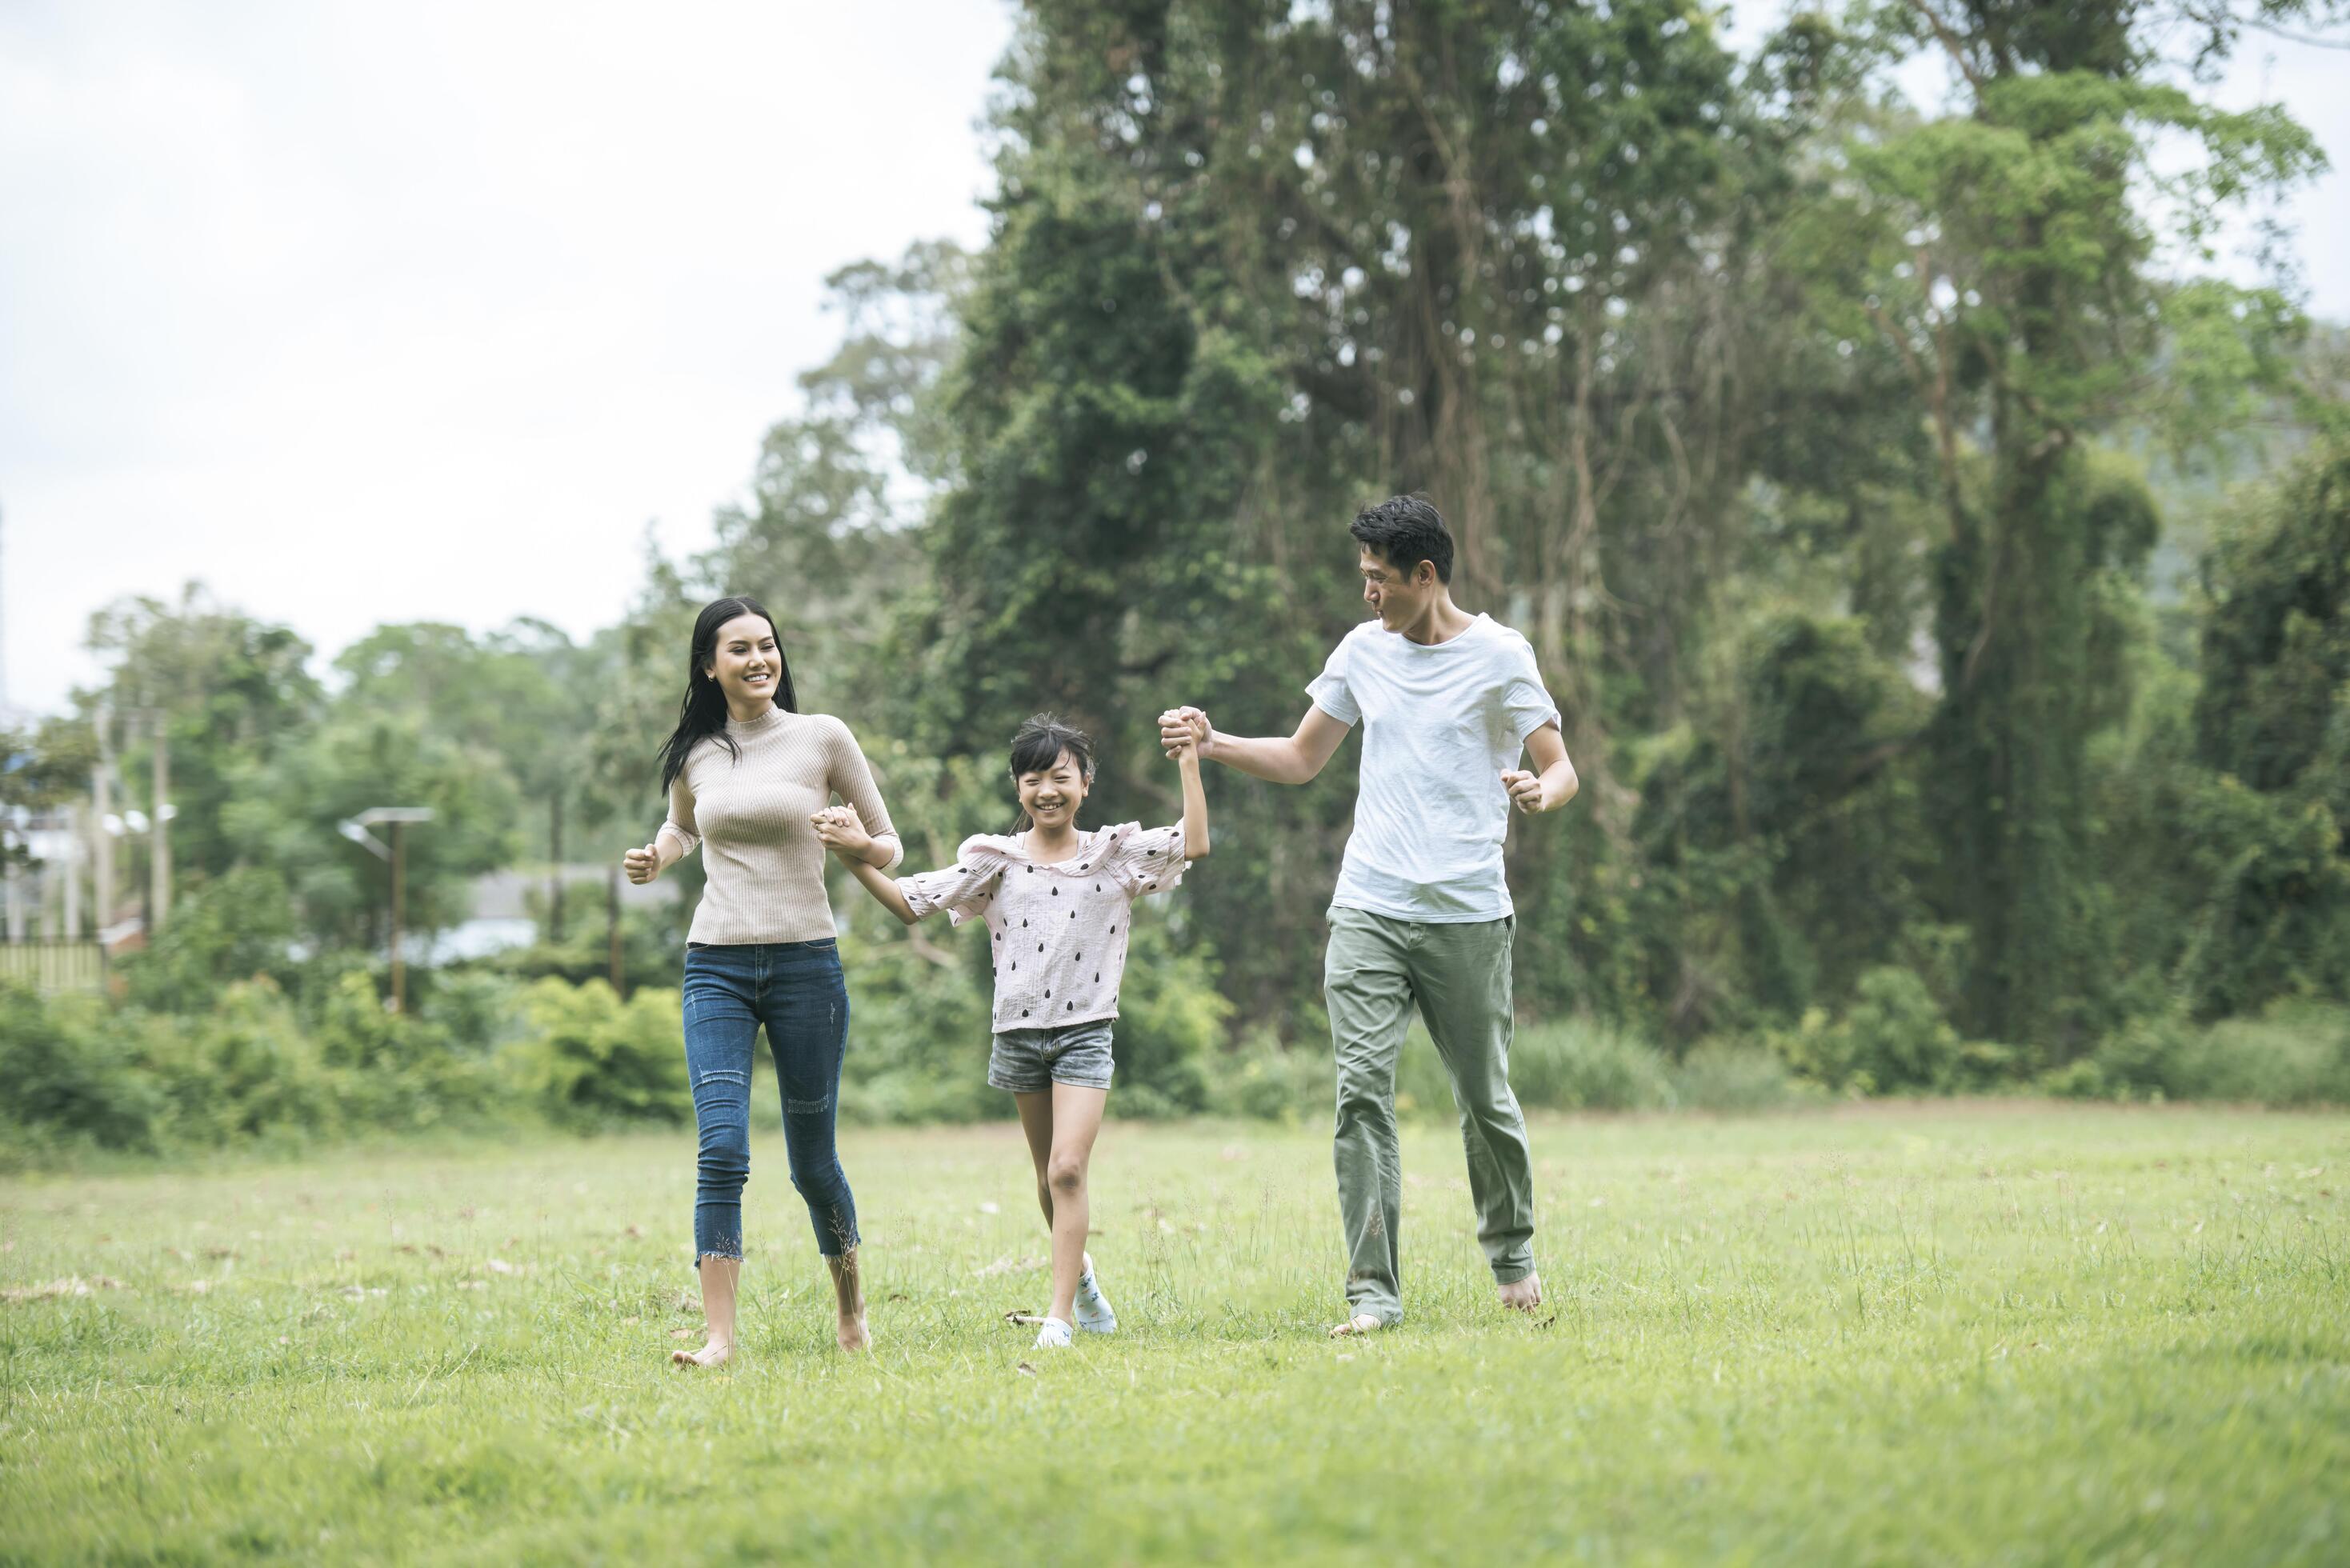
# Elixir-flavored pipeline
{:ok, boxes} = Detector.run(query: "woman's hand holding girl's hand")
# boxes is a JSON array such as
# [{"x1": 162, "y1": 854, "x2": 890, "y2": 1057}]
[
  {"x1": 622, "y1": 844, "x2": 662, "y2": 884},
  {"x1": 810, "y1": 805, "x2": 873, "y2": 857}
]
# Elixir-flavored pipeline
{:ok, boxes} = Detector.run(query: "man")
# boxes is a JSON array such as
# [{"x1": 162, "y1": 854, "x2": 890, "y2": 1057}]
[{"x1": 1160, "y1": 494, "x2": 1576, "y2": 1336}]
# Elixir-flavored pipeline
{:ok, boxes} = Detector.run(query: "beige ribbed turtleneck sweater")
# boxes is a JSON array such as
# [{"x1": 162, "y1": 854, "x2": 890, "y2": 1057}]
[{"x1": 654, "y1": 708, "x2": 903, "y2": 945}]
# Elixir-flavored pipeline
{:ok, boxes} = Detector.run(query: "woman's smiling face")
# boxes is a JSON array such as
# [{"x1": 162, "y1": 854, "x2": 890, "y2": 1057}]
[
  {"x1": 1016, "y1": 747, "x2": 1089, "y2": 832},
  {"x1": 704, "y1": 612, "x2": 783, "y2": 710}
]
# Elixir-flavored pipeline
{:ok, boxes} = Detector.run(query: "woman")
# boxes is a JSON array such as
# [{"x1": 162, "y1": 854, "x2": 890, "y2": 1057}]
[{"x1": 622, "y1": 595, "x2": 902, "y2": 1364}]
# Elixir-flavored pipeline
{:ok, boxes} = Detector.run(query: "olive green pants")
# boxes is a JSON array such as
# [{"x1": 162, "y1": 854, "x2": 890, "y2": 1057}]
[{"x1": 1325, "y1": 907, "x2": 1536, "y2": 1326}]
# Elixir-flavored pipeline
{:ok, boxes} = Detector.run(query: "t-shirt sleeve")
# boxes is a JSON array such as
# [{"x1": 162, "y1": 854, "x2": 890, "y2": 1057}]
[
  {"x1": 1109, "y1": 823, "x2": 1188, "y2": 899},
  {"x1": 896, "y1": 843, "x2": 1004, "y2": 927},
  {"x1": 1303, "y1": 635, "x2": 1360, "y2": 726},
  {"x1": 1499, "y1": 638, "x2": 1563, "y2": 744}
]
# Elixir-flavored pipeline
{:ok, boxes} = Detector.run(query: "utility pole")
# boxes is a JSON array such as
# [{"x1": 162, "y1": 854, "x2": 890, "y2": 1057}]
[
  {"x1": 0, "y1": 499, "x2": 10, "y2": 720},
  {"x1": 340, "y1": 807, "x2": 434, "y2": 1014},
  {"x1": 92, "y1": 706, "x2": 114, "y2": 937},
  {"x1": 390, "y1": 818, "x2": 408, "y2": 1013},
  {"x1": 64, "y1": 801, "x2": 82, "y2": 938},
  {"x1": 149, "y1": 717, "x2": 171, "y2": 932}
]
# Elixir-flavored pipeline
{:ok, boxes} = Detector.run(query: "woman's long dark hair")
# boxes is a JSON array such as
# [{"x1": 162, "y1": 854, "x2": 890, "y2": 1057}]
[{"x1": 656, "y1": 596, "x2": 795, "y2": 794}]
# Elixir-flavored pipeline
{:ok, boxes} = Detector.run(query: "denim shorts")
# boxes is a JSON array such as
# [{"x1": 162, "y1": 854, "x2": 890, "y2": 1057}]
[{"x1": 989, "y1": 1017, "x2": 1115, "y2": 1093}]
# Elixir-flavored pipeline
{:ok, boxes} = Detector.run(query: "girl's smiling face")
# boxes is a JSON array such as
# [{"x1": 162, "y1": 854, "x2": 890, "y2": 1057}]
[{"x1": 1016, "y1": 747, "x2": 1089, "y2": 833}]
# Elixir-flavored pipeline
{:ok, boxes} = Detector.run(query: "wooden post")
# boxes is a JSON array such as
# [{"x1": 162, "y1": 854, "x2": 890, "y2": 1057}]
[{"x1": 390, "y1": 818, "x2": 407, "y2": 1014}]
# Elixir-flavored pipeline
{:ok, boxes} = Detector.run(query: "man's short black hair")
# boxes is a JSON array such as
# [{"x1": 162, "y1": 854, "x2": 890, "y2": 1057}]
[{"x1": 1349, "y1": 494, "x2": 1454, "y2": 584}]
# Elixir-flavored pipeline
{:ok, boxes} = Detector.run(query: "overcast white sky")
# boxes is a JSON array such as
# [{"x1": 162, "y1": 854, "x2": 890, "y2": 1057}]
[{"x1": 6, "y1": 2, "x2": 2346, "y2": 718}]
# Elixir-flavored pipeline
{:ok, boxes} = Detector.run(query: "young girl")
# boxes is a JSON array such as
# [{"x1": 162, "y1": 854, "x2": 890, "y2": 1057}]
[{"x1": 811, "y1": 713, "x2": 1208, "y2": 1350}]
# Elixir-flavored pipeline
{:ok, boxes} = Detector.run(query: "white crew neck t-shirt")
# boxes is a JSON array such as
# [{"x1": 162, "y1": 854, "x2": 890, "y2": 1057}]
[{"x1": 1305, "y1": 613, "x2": 1561, "y2": 922}]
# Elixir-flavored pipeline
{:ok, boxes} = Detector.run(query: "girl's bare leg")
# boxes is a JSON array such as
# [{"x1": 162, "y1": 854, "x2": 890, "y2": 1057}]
[
  {"x1": 1015, "y1": 1090, "x2": 1058, "y2": 1233},
  {"x1": 1043, "y1": 1083, "x2": 1108, "y2": 1326}
]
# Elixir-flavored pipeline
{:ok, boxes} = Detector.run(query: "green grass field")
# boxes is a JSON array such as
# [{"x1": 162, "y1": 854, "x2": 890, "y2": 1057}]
[{"x1": 4, "y1": 1105, "x2": 2347, "y2": 1563}]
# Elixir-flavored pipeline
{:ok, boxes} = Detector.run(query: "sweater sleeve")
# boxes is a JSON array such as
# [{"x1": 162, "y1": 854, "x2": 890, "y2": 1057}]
[
  {"x1": 823, "y1": 717, "x2": 905, "y2": 872},
  {"x1": 655, "y1": 770, "x2": 699, "y2": 862}
]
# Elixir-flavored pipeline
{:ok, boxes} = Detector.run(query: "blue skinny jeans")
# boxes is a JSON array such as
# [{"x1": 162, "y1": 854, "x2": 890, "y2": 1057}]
[{"x1": 681, "y1": 939, "x2": 859, "y2": 1261}]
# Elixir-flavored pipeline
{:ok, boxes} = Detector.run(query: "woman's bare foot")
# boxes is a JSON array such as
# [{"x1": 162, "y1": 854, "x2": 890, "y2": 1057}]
[
  {"x1": 1497, "y1": 1272, "x2": 1544, "y2": 1311},
  {"x1": 671, "y1": 1336, "x2": 734, "y2": 1369},
  {"x1": 828, "y1": 1248, "x2": 870, "y2": 1353},
  {"x1": 1328, "y1": 1313, "x2": 1388, "y2": 1338},
  {"x1": 672, "y1": 1254, "x2": 740, "y2": 1370}
]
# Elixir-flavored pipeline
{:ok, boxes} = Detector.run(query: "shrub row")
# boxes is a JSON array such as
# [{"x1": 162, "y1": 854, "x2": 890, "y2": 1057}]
[{"x1": 6, "y1": 958, "x2": 2344, "y2": 1167}]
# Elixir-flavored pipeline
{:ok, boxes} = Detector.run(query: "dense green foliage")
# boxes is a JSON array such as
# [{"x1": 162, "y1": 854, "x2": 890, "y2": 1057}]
[
  {"x1": 18, "y1": 2, "x2": 2350, "y2": 1143},
  {"x1": 5, "y1": 1110, "x2": 2346, "y2": 1561}
]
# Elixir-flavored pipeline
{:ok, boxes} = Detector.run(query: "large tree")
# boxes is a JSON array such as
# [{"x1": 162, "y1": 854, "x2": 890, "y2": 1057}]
[{"x1": 1830, "y1": 0, "x2": 2333, "y2": 1050}]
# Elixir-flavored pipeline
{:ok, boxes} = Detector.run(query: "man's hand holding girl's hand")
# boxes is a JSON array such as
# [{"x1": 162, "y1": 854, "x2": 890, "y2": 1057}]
[
  {"x1": 622, "y1": 844, "x2": 661, "y2": 884},
  {"x1": 811, "y1": 804, "x2": 872, "y2": 857},
  {"x1": 1158, "y1": 706, "x2": 1212, "y2": 760},
  {"x1": 1502, "y1": 770, "x2": 1546, "y2": 814}
]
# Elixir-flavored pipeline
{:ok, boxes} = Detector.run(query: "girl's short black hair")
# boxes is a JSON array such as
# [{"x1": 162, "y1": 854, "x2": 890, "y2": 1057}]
[{"x1": 1008, "y1": 713, "x2": 1095, "y2": 782}]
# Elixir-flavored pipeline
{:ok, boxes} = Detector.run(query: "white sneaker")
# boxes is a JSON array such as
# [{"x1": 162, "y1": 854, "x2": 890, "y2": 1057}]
[
  {"x1": 1073, "y1": 1252, "x2": 1117, "y2": 1334},
  {"x1": 1033, "y1": 1316, "x2": 1074, "y2": 1350}
]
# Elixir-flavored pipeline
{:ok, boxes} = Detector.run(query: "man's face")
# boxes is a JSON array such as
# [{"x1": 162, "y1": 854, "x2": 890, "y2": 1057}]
[{"x1": 1359, "y1": 546, "x2": 1435, "y2": 629}]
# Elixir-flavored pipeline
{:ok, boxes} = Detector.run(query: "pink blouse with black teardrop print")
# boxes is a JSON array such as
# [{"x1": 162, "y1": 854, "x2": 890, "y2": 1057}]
[{"x1": 895, "y1": 822, "x2": 1187, "y2": 1032}]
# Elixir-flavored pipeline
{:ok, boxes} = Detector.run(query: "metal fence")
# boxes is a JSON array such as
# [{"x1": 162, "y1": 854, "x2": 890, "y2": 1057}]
[{"x1": 0, "y1": 939, "x2": 106, "y2": 994}]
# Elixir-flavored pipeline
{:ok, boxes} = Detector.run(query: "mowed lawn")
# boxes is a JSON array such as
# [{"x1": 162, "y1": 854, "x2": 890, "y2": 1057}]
[{"x1": 3, "y1": 1106, "x2": 2347, "y2": 1564}]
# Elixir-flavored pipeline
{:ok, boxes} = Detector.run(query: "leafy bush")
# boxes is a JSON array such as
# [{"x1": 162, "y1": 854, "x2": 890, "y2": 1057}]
[
  {"x1": 118, "y1": 866, "x2": 299, "y2": 1013},
  {"x1": 414, "y1": 969, "x2": 526, "y2": 1055},
  {"x1": 2047, "y1": 1002, "x2": 2350, "y2": 1106},
  {"x1": 1507, "y1": 1018, "x2": 1678, "y2": 1112},
  {"x1": 1671, "y1": 1043, "x2": 1814, "y2": 1113},
  {"x1": 1102, "y1": 922, "x2": 1223, "y2": 1119},
  {"x1": 1769, "y1": 966, "x2": 1983, "y2": 1094},
  {"x1": 1227, "y1": 1018, "x2": 1806, "y2": 1122},
  {"x1": 137, "y1": 979, "x2": 347, "y2": 1145},
  {"x1": 832, "y1": 927, "x2": 999, "y2": 1126},
  {"x1": 0, "y1": 982, "x2": 162, "y2": 1154},
  {"x1": 512, "y1": 978, "x2": 688, "y2": 1129},
  {"x1": 1207, "y1": 1030, "x2": 1334, "y2": 1124}
]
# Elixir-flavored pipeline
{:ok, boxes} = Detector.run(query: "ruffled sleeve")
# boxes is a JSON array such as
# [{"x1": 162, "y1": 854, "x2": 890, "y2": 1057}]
[
  {"x1": 896, "y1": 834, "x2": 1015, "y2": 926},
  {"x1": 1098, "y1": 821, "x2": 1188, "y2": 899}
]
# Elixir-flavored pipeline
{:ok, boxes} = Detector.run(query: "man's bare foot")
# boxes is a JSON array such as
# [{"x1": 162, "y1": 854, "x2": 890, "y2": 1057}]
[
  {"x1": 671, "y1": 1337, "x2": 733, "y2": 1369},
  {"x1": 1328, "y1": 1313, "x2": 1388, "y2": 1338},
  {"x1": 1498, "y1": 1272, "x2": 1544, "y2": 1311},
  {"x1": 837, "y1": 1313, "x2": 871, "y2": 1353}
]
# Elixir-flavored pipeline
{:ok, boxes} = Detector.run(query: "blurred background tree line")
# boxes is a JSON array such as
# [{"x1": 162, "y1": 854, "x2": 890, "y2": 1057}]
[{"x1": 9, "y1": 0, "x2": 2350, "y2": 1158}]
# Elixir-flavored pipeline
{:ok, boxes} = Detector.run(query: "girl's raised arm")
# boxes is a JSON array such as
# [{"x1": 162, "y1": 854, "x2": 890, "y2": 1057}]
[{"x1": 1175, "y1": 737, "x2": 1211, "y2": 860}]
